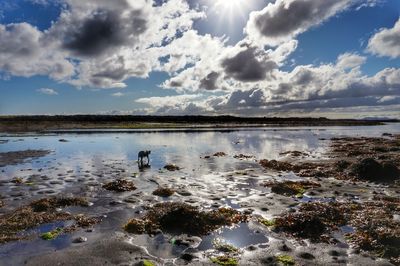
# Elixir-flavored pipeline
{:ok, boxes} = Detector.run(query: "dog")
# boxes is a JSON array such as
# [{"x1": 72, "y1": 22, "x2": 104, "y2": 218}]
[{"x1": 138, "y1": 150, "x2": 151, "y2": 166}]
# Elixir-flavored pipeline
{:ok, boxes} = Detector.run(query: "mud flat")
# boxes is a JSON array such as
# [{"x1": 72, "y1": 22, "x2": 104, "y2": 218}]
[
  {"x1": 0, "y1": 150, "x2": 51, "y2": 167},
  {"x1": 0, "y1": 126, "x2": 399, "y2": 265}
]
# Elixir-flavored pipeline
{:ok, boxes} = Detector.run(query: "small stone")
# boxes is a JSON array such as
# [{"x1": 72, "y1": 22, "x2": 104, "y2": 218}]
[
  {"x1": 73, "y1": 236, "x2": 87, "y2": 243},
  {"x1": 180, "y1": 253, "x2": 195, "y2": 262},
  {"x1": 328, "y1": 250, "x2": 340, "y2": 257},
  {"x1": 299, "y1": 252, "x2": 315, "y2": 260},
  {"x1": 279, "y1": 244, "x2": 292, "y2": 252}
]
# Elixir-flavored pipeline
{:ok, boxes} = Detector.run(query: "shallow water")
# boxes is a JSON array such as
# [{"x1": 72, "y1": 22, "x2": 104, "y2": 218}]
[{"x1": 0, "y1": 124, "x2": 399, "y2": 264}]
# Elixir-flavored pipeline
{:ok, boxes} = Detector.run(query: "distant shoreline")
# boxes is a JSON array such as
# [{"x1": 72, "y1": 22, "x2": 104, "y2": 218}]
[{"x1": 0, "y1": 115, "x2": 397, "y2": 133}]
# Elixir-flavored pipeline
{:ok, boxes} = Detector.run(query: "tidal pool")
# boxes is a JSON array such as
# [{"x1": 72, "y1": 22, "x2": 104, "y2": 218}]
[{"x1": 0, "y1": 124, "x2": 399, "y2": 265}]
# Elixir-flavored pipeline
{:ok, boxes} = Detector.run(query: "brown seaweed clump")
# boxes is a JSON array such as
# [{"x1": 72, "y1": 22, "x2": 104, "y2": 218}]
[
  {"x1": 213, "y1": 152, "x2": 227, "y2": 157},
  {"x1": 264, "y1": 180, "x2": 321, "y2": 196},
  {"x1": 152, "y1": 187, "x2": 175, "y2": 197},
  {"x1": 30, "y1": 197, "x2": 90, "y2": 212},
  {"x1": 279, "y1": 151, "x2": 309, "y2": 157},
  {"x1": 0, "y1": 197, "x2": 100, "y2": 244},
  {"x1": 0, "y1": 200, "x2": 3, "y2": 208},
  {"x1": 259, "y1": 160, "x2": 294, "y2": 172},
  {"x1": 103, "y1": 179, "x2": 137, "y2": 192},
  {"x1": 274, "y1": 202, "x2": 351, "y2": 241},
  {"x1": 125, "y1": 202, "x2": 248, "y2": 236},
  {"x1": 259, "y1": 135, "x2": 400, "y2": 183},
  {"x1": 163, "y1": 164, "x2": 180, "y2": 171},
  {"x1": 233, "y1": 154, "x2": 255, "y2": 159},
  {"x1": 274, "y1": 199, "x2": 400, "y2": 264}
]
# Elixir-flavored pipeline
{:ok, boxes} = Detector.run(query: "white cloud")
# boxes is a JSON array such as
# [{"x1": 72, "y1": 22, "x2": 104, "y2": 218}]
[
  {"x1": 111, "y1": 92, "x2": 125, "y2": 97},
  {"x1": 336, "y1": 53, "x2": 366, "y2": 69},
  {"x1": 0, "y1": 23, "x2": 74, "y2": 80},
  {"x1": 138, "y1": 52, "x2": 400, "y2": 116},
  {"x1": 37, "y1": 88, "x2": 58, "y2": 95},
  {"x1": 367, "y1": 18, "x2": 400, "y2": 58}
]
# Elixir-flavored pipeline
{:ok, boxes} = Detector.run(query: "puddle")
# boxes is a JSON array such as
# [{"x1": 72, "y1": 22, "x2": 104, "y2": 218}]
[
  {"x1": 197, "y1": 223, "x2": 268, "y2": 250},
  {"x1": 299, "y1": 195, "x2": 335, "y2": 203}
]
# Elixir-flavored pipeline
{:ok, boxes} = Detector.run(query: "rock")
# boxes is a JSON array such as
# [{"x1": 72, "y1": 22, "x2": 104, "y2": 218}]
[
  {"x1": 298, "y1": 252, "x2": 315, "y2": 260},
  {"x1": 176, "y1": 190, "x2": 192, "y2": 196},
  {"x1": 180, "y1": 253, "x2": 195, "y2": 262},
  {"x1": 328, "y1": 250, "x2": 341, "y2": 257},
  {"x1": 110, "y1": 200, "x2": 123, "y2": 206},
  {"x1": 73, "y1": 236, "x2": 88, "y2": 243},
  {"x1": 382, "y1": 163, "x2": 400, "y2": 180},
  {"x1": 279, "y1": 243, "x2": 292, "y2": 252},
  {"x1": 247, "y1": 245, "x2": 257, "y2": 251},
  {"x1": 174, "y1": 236, "x2": 202, "y2": 248}
]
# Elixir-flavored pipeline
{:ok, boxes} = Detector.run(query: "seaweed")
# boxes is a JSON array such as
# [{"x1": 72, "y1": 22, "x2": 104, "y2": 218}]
[
  {"x1": 264, "y1": 180, "x2": 321, "y2": 196},
  {"x1": 259, "y1": 218, "x2": 275, "y2": 227},
  {"x1": 213, "y1": 238, "x2": 239, "y2": 253},
  {"x1": 0, "y1": 197, "x2": 100, "y2": 244},
  {"x1": 41, "y1": 228, "x2": 63, "y2": 240},
  {"x1": 233, "y1": 154, "x2": 255, "y2": 159},
  {"x1": 213, "y1": 152, "x2": 227, "y2": 157},
  {"x1": 124, "y1": 202, "x2": 248, "y2": 236},
  {"x1": 259, "y1": 160, "x2": 294, "y2": 172},
  {"x1": 279, "y1": 151, "x2": 309, "y2": 157},
  {"x1": 274, "y1": 200, "x2": 400, "y2": 264},
  {"x1": 142, "y1": 260, "x2": 155, "y2": 266},
  {"x1": 210, "y1": 256, "x2": 238, "y2": 266},
  {"x1": 124, "y1": 219, "x2": 146, "y2": 234},
  {"x1": 103, "y1": 179, "x2": 136, "y2": 192},
  {"x1": 275, "y1": 254, "x2": 295, "y2": 265},
  {"x1": 11, "y1": 177, "x2": 24, "y2": 184},
  {"x1": 30, "y1": 197, "x2": 90, "y2": 212},
  {"x1": 152, "y1": 187, "x2": 175, "y2": 197},
  {"x1": 260, "y1": 135, "x2": 400, "y2": 183},
  {"x1": 163, "y1": 164, "x2": 180, "y2": 171}
]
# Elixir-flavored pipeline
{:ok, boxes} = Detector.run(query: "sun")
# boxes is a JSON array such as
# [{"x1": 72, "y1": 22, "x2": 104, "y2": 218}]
[
  {"x1": 215, "y1": 0, "x2": 244, "y2": 10},
  {"x1": 210, "y1": 0, "x2": 250, "y2": 21}
]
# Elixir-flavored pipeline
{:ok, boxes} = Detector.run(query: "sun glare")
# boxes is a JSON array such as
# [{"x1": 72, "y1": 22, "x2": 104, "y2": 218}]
[
  {"x1": 210, "y1": 0, "x2": 251, "y2": 27},
  {"x1": 215, "y1": 0, "x2": 244, "y2": 10}
]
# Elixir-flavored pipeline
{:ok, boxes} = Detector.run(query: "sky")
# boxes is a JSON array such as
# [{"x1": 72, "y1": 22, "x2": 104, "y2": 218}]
[{"x1": 0, "y1": 0, "x2": 399, "y2": 118}]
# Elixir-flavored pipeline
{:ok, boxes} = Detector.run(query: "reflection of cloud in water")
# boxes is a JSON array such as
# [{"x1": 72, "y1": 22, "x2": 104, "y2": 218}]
[{"x1": 1, "y1": 125, "x2": 399, "y2": 206}]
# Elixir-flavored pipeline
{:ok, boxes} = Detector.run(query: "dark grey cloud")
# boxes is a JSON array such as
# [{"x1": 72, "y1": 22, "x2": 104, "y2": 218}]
[
  {"x1": 246, "y1": 0, "x2": 351, "y2": 45},
  {"x1": 199, "y1": 71, "x2": 220, "y2": 90},
  {"x1": 63, "y1": 9, "x2": 147, "y2": 57},
  {"x1": 221, "y1": 47, "x2": 277, "y2": 82}
]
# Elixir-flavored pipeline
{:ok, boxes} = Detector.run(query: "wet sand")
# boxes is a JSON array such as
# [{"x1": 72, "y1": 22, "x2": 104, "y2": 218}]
[{"x1": 0, "y1": 125, "x2": 399, "y2": 265}]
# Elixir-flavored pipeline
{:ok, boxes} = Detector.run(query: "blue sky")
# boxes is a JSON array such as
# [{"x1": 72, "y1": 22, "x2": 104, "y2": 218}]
[{"x1": 0, "y1": 0, "x2": 399, "y2": 117}]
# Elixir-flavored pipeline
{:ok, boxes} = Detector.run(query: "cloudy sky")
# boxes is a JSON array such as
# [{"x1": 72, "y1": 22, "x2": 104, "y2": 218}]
[{"x1": 0, "y1": 0, "x2": 399, "y2": 118}]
